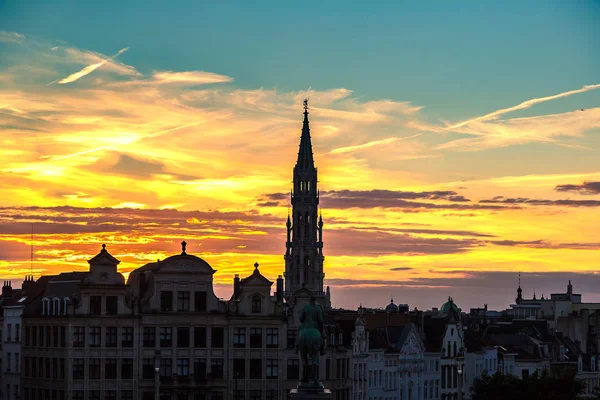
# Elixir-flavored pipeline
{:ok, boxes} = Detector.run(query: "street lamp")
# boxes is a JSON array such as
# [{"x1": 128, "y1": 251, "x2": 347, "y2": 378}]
[{"x1": 456, "y1": 355, "x2": 465, "y2": 400}]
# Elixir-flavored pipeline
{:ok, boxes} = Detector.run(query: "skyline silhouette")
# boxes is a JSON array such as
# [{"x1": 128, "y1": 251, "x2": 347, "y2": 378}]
[{"x1": 1, "y1": 1, "x2": 600, "y2": 311}]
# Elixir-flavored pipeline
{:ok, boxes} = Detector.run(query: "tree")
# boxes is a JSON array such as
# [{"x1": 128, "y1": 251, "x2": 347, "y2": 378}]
[{"x1": 470, "y1": 369, "x2": 585, "y2": 400}]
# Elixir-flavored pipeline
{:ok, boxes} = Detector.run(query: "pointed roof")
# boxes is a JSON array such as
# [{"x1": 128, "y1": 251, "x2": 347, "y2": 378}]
[
  {"x1": 240, "y1": 262, "x2": 273, "y2": 286},
  {"x1": 296, "y1": 99, "x2": 315, "y2": 170},
  {"x1": 88, "y1": 244, "x2": 120, "y2": 265}
]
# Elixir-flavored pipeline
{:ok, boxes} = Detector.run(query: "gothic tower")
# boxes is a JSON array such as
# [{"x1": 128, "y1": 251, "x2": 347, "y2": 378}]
[{"x1": 284, "y1": 100, "x2": 328, "y2": 306}]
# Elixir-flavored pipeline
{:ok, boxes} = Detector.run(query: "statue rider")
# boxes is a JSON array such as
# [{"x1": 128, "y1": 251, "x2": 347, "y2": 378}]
[{"x1": 295, "y1": 294, "x2": 327, "y2": 387}]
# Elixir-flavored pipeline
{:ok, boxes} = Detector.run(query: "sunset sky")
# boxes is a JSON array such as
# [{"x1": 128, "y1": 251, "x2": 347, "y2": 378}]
[{"x1": 1, "y1": 0, "x2": 600, "y2": 310}]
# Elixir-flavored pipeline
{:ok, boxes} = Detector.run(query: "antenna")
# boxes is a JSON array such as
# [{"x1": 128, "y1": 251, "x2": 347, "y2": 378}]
[{"x1": 30, "y1": 223, "x2": 33, "y2": 274}]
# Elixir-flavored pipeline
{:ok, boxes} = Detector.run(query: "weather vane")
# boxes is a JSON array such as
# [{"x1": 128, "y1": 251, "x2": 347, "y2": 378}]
[{"x1": 303, "y1": 98, "x2": 309, "y2": 112}]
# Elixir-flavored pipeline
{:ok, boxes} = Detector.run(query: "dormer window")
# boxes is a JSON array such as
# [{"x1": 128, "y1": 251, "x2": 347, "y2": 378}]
[
  {"x1": 62, "y1": 297, "x2": 70, "y2": 315},
  {"x1": 251, "y1": 295, "x2": 261, "y2": 314}
]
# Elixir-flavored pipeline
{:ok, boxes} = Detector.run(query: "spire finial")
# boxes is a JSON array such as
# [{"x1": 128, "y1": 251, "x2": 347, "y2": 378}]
[
  {"x1": 102, "y1": 243, "x2": 106, "y2": 251},
  {"x1": 254, "y1": 262, "x2": 259, "y2": 269},
  {"x1": 181, "y1": 241, "x2": 187, "y2": 254},
  {"x1": 518, "y1": 272, "x2": 521, "y2": 288},
  {"x1": 303, "y1": 98, "x2": 309, "y2": 113},
  {"x1": 390, "y1": 295, "x2": 394, "y2": 304}
]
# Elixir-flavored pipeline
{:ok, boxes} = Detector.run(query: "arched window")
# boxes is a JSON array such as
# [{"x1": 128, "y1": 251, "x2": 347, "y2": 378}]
[
  {"x1": 251, "y1": 295, "x2": 261, "y2": 313},
  {"x1": 63, "y1": 297, "x2": 70, "y2": 315},
  {"x1": 453, "y1": 341, "x2": 457, "y2": 357},
  {"x1": 52, "y1": 298, "x2": 61, "y2": 316},
  {"x1": 42, "y1": 298, "x2": 50, "y2": 316},
  {"x1": 307, "y1": 181, "x2": 311, "y2": 191}
]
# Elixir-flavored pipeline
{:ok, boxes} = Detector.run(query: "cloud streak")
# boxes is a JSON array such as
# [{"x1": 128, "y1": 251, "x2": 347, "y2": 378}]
[
  {"x1": 55, "y1": 47, "x2": 129, "y2": 84},
  {"x1": 445, "y1": 84, "x2": 600, "y2": 130}
]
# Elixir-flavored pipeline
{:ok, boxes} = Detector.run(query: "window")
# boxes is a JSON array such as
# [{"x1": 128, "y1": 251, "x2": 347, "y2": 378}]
[
  {"x1": 177, "y1": 358, "x2": 190, "y2": 377},
  {"x1": 326, "y1": 359, "x2": 330, "y2": 380},
  {"x1": 160, "y1": 327, "x2": 173, "y2": 347},
  {"x1": 144, "y1": 327, "x2": 156, "y2": 347},
  {"x1": 177, "y1": 291, "x2": 190, "y2": 312},
  {"x1": 89, "y1": 326, "x2": 101, "y2": 347},
  {"x1": 72, "y1": 392, "x2": 84, "y2": 400},
  {"x1": 122, "y1": 391, "x2": 133, "y2": 400},
  {"x1": 60, "y1": 327, "x2": 66, "y2": 347},
  {"x1": 90, "y1": 296, "x2": 102, "y2": 315},
  {"x1": 266, "y1": 328, "x2": 278, "y2": 348},
  {"x1": 211, "y1": 327, "x2": 224, "y2": 348},
  {"x1": 105, "y1": 326, "x2": 117, "y2": 347},
  {"x1": 233, "y1": 358, "x2": 245, "y2": 379},
  {"x1": 73, "y1": 326, "x2": 85, "y2": 347},
  {"x1": 211, "y1": 359, "x2": 224, "y2": 379},
  {"x1": 15, "y1": 352, "x2": 19, "y2": 373},
  {"x1": 287, "y1": 330, "x2": 297, "y2": 348},
  {"x1": 106, "y1": 296, "x2": 118, "y2": 315},
  {"x1": 249, "y1": 390, "x2": 261, "y2": 400},
  {"x1": 194, "y1": 358, "x2": 207, "y2": 381},
  {"x1": 105, "y1": 359, "x2": 117, "y2": 379},
  {"x1": 339, "y1": 333, "x2": 343, "y2": 346},
  {"x1": 72, "y1": 359, "x2": 84, "y2": 379},
  {"x1": 177, "y1": 327, "x2": 190, "y2": 347},
  {"x1": 122, "y1": 327, "x2": 134, "y2": 347},
  {"x1": 45, "y1": 326, "x2": 51, "y2": 347},
  {"x1": 160, "y1": 291, "x2": 173, "y2": 311},
  {"x1": 425, "y1": 380, "x2": 428, "y2": 399},
  {"x1": 15, "y1": 324, "x2": 20, "y2": 342},
  {"x1": 32, "y1": 326, "x2": 37, "y2": 346},
  {"x1": 233, "y1": 328, "x2": 246, "y2": 348},
  {"x1": 250, "y1": 359, "x2": 262, "y2": 379},
  {"x1": 233, "y1": 390, "x2": 244, "y2": 400},
  {"x1": 89, "y1": 359, "x2": 101, "y2": 379},
  {"x1": 194, "y1": 327, "x2": 206, "y2": 348},
  {"x1": 160, "y1": 359, "x2": 173, "y2": 379},
  {"x1": 53, "y1": 326, "x2": 59, "y2": 347},
  {"x1": 105, "y1": 390, "x2": 117, "y2": 400},
  {"x1": 143, "y1": 358, "x2": 154, "y2": 379},
  {"x1": 251, "y1": 295, "x2": 261, "y2": 313},
  {"x1": 89, "y1": 392, "x2": 101, "y2": 400},
  {"x1": 266, "y1": 390, "x2": 277, "y2": 400},
  {"x1": 287, "y1": 359, "x2": 299, "y2": 379},
  {"x1": 194, "y1": 291, "x2": 207, "y2": 312},
  {"x1": 250, "y1": 328, "x2": 262, "y2": 348},
  {"x1": 122, "y1": 358, "x2": 134, "y2": 379},
  {"x1": 266, "y1": 359, "x2": 278, "y2": 379}
]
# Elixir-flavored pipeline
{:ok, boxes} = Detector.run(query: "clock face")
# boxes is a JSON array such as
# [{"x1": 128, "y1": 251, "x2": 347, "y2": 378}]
[{"x1": 229, "y1": 301, "x2": 238, "y2": 313}]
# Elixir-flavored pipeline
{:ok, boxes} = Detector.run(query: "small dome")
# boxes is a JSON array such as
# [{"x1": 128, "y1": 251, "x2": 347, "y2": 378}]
[
  {"x1": 385, "y1": 297, "x2": 398, "y2": 312},
  {"x1": 440, "y1": 296, "x2": 460, "y2": 314}
]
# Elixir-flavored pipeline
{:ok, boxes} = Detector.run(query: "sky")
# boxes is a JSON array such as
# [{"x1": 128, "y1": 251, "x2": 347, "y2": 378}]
[{"x1": 1, "y1": 0, "x2": 600, "y2": 311}]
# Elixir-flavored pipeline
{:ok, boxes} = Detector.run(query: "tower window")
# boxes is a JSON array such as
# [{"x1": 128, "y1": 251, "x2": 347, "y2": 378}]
[{"x1": 307, "y1": 181, "x2": 311, "y2": 191}]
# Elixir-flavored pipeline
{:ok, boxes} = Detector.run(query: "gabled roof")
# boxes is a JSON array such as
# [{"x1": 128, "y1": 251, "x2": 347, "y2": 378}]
[
  {"x1": 240, "y1": 263, "x2": 273, "y2": 287},
  {"x1": 88, "y1": 244, "x2": 120, "y2": 265}
]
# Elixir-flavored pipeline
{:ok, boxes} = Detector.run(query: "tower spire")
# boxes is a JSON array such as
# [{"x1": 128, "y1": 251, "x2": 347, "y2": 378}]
[
  {"x1": 297, "y1": 98, "x2": 314, "y2": 170},
  {"x1": 285, "y1": 100, "x2": 326, "y2": 307}
]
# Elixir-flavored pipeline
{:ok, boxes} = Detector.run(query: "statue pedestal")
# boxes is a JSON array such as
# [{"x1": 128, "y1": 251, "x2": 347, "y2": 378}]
[{"x1": 289, "y1": 388, "x2": 332, "y2": 399}]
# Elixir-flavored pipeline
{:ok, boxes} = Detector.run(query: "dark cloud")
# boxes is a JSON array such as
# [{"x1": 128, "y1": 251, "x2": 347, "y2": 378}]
[
  {"x1": 345, "y1": 225, "x2": 495, "y2": 238},
  {"x1": 389, "y1": 267, "x2": 413, "y2": 271},
  {"x1": 492, "y1": 240, "x2": 600, "y2": 250},
  {"x1": 256, "y1": 201, "x2": 280, "y2": 207},
  {"x1": 480, "y1": 196, "x2": 600, "y2": 207},
  {"x1": 555, "y1": 181, "x2": 600, "y2": 195},
  {"x1": 264, "y1": 189, "x2": 513, "y2": 211}
]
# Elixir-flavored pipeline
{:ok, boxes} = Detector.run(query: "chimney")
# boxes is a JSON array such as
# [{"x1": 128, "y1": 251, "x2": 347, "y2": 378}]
[
  {"x1": 276, "y1": 275, "x2": 284, "y2": 302},
  {"x1": 22, "y1": 275, "x2": 35, "y2": 292},
  {"x1": 2, "y1": 281, "x2": 13, "y2": 298},
  {"x1": 234, "y1": 275, "x2": 241, "y2": 299}
]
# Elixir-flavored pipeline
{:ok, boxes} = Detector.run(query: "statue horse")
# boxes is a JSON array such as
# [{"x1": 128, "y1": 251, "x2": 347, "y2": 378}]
[{"x1": 295, "y1": 294, "x2": 326, "y2": 388}]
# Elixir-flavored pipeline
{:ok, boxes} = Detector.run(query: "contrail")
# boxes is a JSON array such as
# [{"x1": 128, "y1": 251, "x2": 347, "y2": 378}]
[
  {"x1": 330, "y1": 134, "x2": 421, "y2": 154},
  {"x1": 445, "y1": 84, "x2": 600, "y2": 130},
  {"x1": 52, "y1": 47, "x2": 129, "y2": 85}
]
